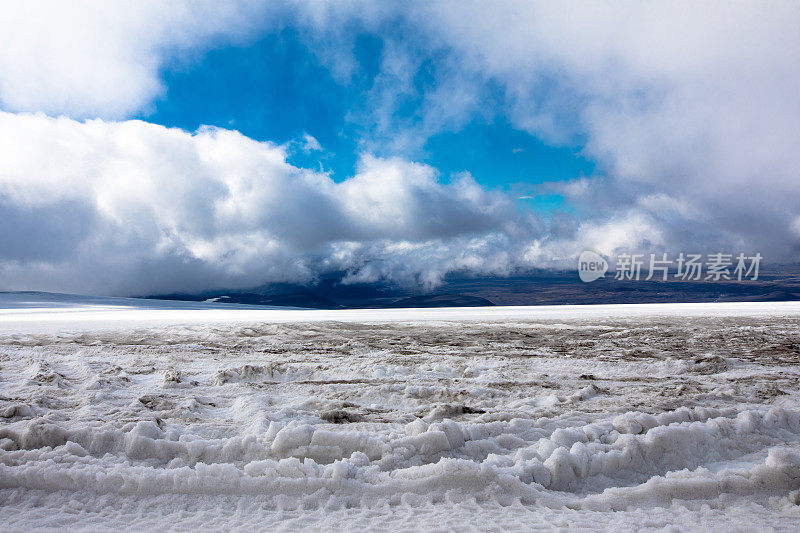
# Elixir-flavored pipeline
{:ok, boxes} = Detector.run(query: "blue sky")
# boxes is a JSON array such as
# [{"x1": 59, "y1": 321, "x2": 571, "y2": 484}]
[{"x1": 141, "y1": 28, "x2": 594, "y2": 197}]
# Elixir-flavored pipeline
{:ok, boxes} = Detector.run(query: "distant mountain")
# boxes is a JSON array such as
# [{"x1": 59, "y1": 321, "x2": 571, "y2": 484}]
[
  {"x1": 385, "y1": 293, "x2": 494, "y2": 308},
  {"x1": 207, "y1": 292, "x2": 343, "y2": 309},
  {"x1": 205, "y1": 292, "x2": 493, "y2": 309},
  {"x1": 146, "y1": 264, "x2": 800, "y2": 309},
  {"x1": 716, "y1": 289, "x2": 800, "y2": 302}
]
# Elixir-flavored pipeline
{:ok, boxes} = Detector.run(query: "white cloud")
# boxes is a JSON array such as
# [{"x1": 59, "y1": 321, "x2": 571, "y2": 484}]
[
  {"x1": 301, "y1": 133, "x2": 323, "y2": 153},
  {"x1": 0, "y1": 2, "x2": 797, "y2": 295},
  {"x1": 291, "y1": 1, "x2": 800, "y2": 262},
  {"x1": 0, "y1": 112, "x2": 523, "y2": 295},
  {"x1": 0, "y1": 1, "x2": 269, "y2": 119}
]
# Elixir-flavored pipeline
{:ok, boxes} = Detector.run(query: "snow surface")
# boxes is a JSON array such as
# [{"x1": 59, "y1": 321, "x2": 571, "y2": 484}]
[{"x1": 1, "y1": 293, "x2": 800, "y2": 531}]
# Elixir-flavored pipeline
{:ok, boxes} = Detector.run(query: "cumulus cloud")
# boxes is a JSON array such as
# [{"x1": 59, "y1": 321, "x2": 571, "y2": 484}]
[
  {"x1": 0, "y1": 112, "x2": 525, "y2": 294},
  {"x1": 0, "y1": 1, "x2": 269, "y2": 118},
  {"x1": 291, "y1": 1, "x2": 800, "y2": 260},
  {"x1": 0, "y1": 2, "x2": 798, "y2": 295}
]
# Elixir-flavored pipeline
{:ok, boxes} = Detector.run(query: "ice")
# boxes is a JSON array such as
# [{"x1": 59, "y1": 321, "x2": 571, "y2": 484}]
[{"x1": 0, "y1": 294, "x2": 799, "y2": 529}]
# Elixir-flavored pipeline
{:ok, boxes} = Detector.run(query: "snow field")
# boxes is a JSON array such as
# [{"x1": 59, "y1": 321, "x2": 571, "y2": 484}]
[{"x1": 1, "y1": 299, "x2": 800, "y2": 529}]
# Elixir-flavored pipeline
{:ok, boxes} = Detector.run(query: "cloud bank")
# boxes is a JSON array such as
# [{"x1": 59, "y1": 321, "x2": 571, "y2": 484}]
[
  {"x1": 0, "y1": 112, "x2": 527, "y2": 294},
  {"x1": 0, "y1": 2, "x2": 798, "y2": 295},
  {"x1": 293, "y1": 1, "x2": 800, "y2": 258}
]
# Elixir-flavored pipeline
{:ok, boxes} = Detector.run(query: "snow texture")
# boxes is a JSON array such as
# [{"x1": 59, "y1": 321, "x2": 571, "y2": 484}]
[{"x1": 1, "y1": 295, "x2": 800, "y2": 530}]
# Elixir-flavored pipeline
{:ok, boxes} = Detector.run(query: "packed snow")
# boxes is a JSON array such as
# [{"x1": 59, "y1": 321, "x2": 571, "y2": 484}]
[{"x1": 1, "y1": 294, "x2": 800, "y2": 530}]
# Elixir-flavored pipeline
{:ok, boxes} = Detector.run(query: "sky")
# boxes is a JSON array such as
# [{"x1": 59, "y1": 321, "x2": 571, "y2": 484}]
[{"x1": 0, "y1": 1, "x2": 798, "y2": 295}]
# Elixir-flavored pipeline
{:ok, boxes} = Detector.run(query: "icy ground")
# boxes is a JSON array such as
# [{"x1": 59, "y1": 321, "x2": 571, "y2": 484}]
[{"x1": 1, "y1": 295, "x2": 800, "y2": 531}]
